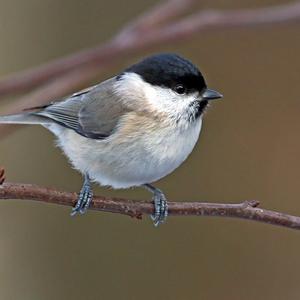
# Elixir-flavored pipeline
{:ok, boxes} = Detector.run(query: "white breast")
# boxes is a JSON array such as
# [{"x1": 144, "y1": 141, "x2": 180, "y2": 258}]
[
  {"x1": 50, "y1": 117, "x2": 202, "y2": 189},
  {"x1": 140, "y1": 118, "x2": 203, "y2": 183}
]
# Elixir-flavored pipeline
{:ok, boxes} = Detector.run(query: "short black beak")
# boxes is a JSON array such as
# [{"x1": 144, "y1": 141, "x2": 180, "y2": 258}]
[{"x1": 202, "y1": 88, "x2": 223, "y2": 101}]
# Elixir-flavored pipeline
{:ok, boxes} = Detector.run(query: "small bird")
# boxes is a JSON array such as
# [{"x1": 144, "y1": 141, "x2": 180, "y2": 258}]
[{"x1": 0, "y1": 53, "x2": 222, "y2": 226}]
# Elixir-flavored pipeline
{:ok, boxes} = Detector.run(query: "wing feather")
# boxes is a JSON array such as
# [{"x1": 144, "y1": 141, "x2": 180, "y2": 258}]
[{"x1": 33, "y1": 77, "x2": 127, "y2": 139}]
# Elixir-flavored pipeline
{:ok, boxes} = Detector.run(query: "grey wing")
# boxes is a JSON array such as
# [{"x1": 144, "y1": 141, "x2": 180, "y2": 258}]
[{"x1": 34, "y1": 77, "x2": 127, "y2": 139}]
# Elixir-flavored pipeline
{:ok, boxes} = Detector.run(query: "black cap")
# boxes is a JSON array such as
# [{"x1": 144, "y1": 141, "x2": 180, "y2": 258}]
[{"x1": 123, "y1": 53, "x2": 207, "y2": 94}]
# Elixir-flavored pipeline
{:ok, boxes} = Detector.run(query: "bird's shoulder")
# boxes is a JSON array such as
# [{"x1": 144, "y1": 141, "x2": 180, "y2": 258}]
[{"x1": 31, "y1": 77, "x2": 131, "y2": 139}]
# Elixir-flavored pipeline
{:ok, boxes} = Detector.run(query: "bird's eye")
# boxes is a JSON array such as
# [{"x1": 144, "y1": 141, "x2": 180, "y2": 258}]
[{"x1": 174, "y1": 84, "x2": 186, "y2": 95}]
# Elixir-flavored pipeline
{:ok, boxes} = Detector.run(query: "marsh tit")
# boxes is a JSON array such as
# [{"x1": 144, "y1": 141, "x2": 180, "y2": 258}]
[{"x1": 0, "y1": 53, "x2": 222, "y2": 226}]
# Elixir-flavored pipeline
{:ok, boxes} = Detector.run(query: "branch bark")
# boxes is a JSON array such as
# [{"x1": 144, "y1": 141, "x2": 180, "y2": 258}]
[{"x1": 1, "y1": 182, "x2": 300, "y2": 230}]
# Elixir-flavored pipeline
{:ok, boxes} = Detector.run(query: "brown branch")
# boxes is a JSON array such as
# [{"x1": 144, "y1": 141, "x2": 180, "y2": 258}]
[
  {"x1": 1, "y1": 182, "x2": 300, "y2": 230},
  {"x1": 0, "y1": 0, "x2": 299, "y2": 99},
  {"x1": 0, "y1": 0, "x2": 194, "y2": 98}
]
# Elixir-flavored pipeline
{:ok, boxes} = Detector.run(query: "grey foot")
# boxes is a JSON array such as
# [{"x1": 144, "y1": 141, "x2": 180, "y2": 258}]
[
  {"x1": 144, "y1": 184, "x2": 168, "y2": 227},
  {"x1": 71, "y1": 174, "x2": 93, "y2": 216}
]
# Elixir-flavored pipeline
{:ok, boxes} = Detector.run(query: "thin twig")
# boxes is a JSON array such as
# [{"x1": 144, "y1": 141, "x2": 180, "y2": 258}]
[
  {"x1": 1, "y1": 182, "x2": 300, "y2": 230},
  {"x1": 0, "y1": 1, "x2": 299, "y2": 99},
  {"x1": 1, "y1": 1, "x2": 300, "y2": 138},
  {"x1": 0, "y1": 0, "x2": 194, "y2": 98}
]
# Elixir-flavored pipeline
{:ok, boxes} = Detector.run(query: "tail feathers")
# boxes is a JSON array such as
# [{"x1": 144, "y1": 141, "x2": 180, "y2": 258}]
[{"x1": 0, "y1": 113, "x2": 51, "y2": 125}]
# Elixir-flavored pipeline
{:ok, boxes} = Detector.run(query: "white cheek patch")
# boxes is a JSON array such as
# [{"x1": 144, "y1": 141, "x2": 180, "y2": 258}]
[
  {"x1": 144, "y1": 85, "x2": 199, "y2": 121},
  {"x1": 114, "y1": 72, "x2": 199, "y2": 120}
]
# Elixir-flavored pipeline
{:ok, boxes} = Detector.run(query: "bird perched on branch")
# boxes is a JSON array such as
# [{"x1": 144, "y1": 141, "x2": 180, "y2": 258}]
[{"x1": 0, "y1": 53, "x2": 222, "y2": 226}]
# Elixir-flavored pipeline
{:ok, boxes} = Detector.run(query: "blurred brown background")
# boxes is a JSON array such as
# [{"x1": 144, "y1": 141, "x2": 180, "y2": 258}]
[{"x1": 0, "y1": 0, "x2": 300, "y2": 299}]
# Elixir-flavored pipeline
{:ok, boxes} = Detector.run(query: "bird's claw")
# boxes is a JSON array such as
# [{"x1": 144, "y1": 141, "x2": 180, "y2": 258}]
[
  {"x1": 149, "y1": 188, "x2": 168, "y2": 227},
  {"x1": 71, "y1": 174, "x2": 93, "y2": 216}
]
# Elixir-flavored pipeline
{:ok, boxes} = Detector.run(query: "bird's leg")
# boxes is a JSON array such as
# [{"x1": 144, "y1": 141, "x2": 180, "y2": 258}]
[
  {"x1": 143, "y1": 184, "x2": 168, "y2": 227},
  {"x1": 71, "y1": 173, "x2": 93, "y2": 216}
]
